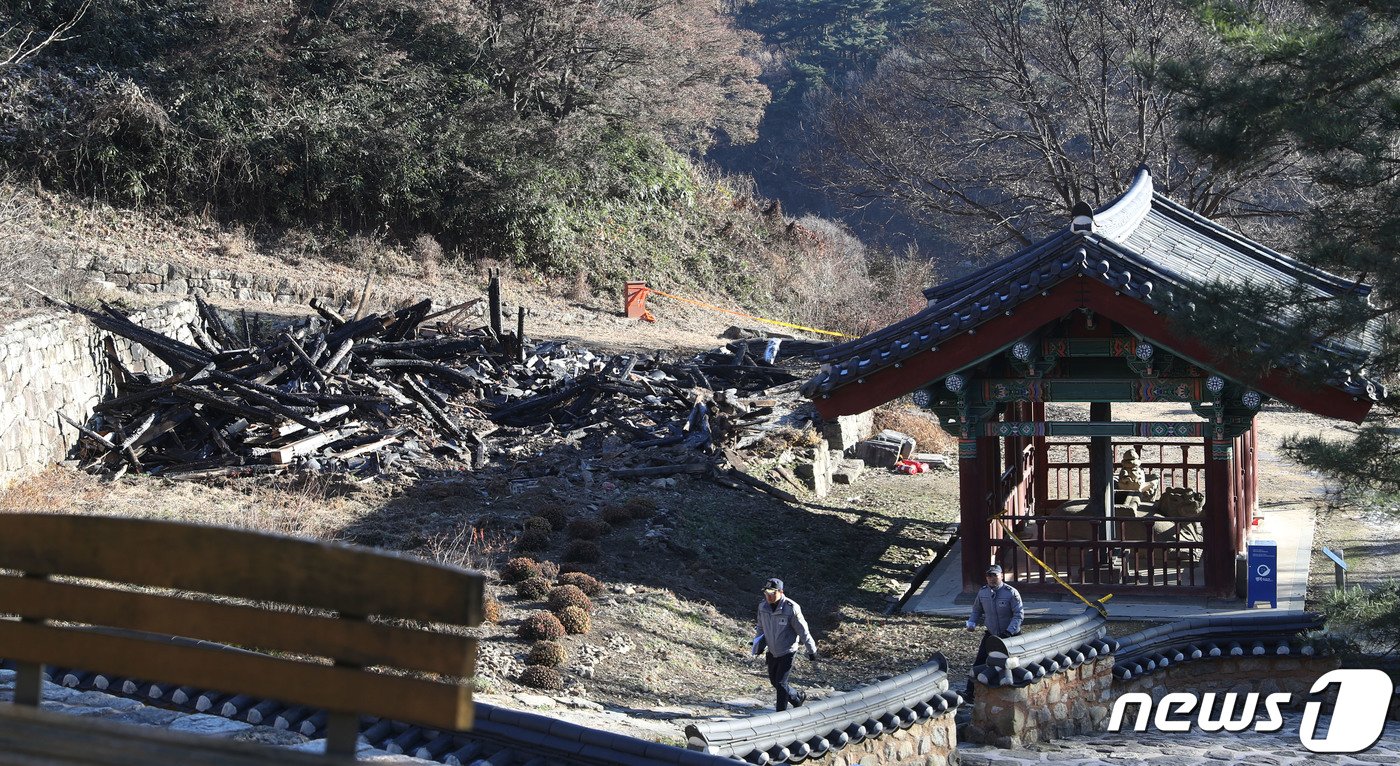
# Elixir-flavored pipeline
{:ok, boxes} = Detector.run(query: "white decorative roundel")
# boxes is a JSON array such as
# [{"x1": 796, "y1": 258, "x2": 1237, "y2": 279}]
[
  {"x1": 1135, "y1": 342, "x2": 1154, "y2": 361},
  {"x1": 912, "y1": 388, "x2": 932, "y2": 408},
  {"x1": 945, "y1": 374, "x2": 966, "y2": 393},
  {"x1": 1206, "y1": 375, "x2": 1225, "y2": 394},
  {"x1": 1012, "y1": 342, "x2": 1032, "y2": 361},
  {"x1": 1241, "y1": 390, "x2": 1262, "y2": 409}
]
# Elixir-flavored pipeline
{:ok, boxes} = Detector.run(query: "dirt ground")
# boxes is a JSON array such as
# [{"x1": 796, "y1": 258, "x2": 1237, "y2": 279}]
[{"x1": 3, "y1": 279, "x2": 1396, "y2": 743}]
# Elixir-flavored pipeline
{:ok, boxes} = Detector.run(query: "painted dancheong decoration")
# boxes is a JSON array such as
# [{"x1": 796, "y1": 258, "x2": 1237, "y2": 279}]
[{"x1": 803, "y1": 167, "x2": 1385, "y2": 597}]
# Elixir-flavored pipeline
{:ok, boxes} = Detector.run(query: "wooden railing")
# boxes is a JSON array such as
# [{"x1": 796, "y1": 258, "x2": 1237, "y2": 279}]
[
  {"x1": 992, "y1": 513, "x2": 1204, "y2": 589},
  {"x1": 994, "y1": 444, "x2": 1037, "y2": 519},
  {"x1": 1044, "y1": 440, "x2": 1204, "y2": 506}
]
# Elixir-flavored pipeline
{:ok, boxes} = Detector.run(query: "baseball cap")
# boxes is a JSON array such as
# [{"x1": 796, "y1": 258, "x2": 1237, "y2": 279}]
[
  {"x1": 985, "y1": 565, "x2": 1003, "y2": 575},
  {"x1": 764, "y1": 578, "x2": 784, "y2": 591}
]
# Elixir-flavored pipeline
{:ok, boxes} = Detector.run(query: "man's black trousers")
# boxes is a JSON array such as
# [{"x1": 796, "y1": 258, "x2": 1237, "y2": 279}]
[{"x1": 765, "y1": 652, "x2": 804, "y2": 711}]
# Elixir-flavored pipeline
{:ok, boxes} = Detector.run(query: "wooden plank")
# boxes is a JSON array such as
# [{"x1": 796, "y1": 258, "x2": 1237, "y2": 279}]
[
  {"x1": 329, "y1": 435, "x2": 399, "y2": 459},
  {"x1": 0, "y1": 514, "x2": 482, "y2": 626},
  {"x1": 245, "y1": 406, "x2": 353, "y2": 445},
  {"x1": 268, "y1": 424, "x2": 362, "y2": 464},
  {"x1": 0, "y1": 704, "x2": 350, "y2": 765},
  {"x1": 0, "y1": 577, "x2": 474, "y2": 677},
  {"x1": 0, "y1": 620, "x2": 474, "y2": 732}
]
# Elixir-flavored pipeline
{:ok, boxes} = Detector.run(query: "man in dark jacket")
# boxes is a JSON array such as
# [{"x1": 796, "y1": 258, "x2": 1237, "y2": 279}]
[
  {"x1": 755, "y1": 577, "x2": 818, "y2": 711},
  {"x1": 964, "y1": 564, "x2": 1024, "y2": 696},
  {"x1": 966, "y1": 564, "x2": 1024, "y2": 638}
]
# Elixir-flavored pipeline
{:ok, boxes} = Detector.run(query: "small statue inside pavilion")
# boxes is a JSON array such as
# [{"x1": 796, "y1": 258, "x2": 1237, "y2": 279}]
[{"x1": 1114, "y1": 448, "x2": 1160, "y2": 508}]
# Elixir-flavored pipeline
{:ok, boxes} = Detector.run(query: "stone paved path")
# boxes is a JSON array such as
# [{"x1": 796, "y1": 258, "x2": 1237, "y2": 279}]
[{"x1": 960, "y1": 712, "x2": 1400, "y2": 766}]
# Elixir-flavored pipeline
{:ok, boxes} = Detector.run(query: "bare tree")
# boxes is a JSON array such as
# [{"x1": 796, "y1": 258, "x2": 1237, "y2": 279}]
[
  {"x1": 477, "y1": 0, "x2": 769, "y2": 150},
  {"x1": 1, "y1": 0, "x2": 93, "y2": 69},
  {"x1": 812, "y1": 0, "x2": 1308, "y2": 255}
]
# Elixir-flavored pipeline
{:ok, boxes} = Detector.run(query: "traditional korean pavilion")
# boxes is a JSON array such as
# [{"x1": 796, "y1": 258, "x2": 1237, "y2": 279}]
[{"x1": 804, "y1": 168, "x2": 1383, "y2": 597}]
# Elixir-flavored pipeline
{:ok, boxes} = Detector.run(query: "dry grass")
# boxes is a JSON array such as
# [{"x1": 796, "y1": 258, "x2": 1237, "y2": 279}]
[
  {"x1": 413, "y1": 235, "x2": 443, "y2": 283},
  {"x1": 0, "y1": 468, "x2": 361, "y2": 541},
  {"x1": 0, "y1": 467, "x2": 109, "y2": 513},
  {"x1": 873, "y1": 402, "x2": 956, "y2": 455},
  {"x1": 0, "y1": 184, "x2": 98, "y2": 318},
  {"x1": 214, "y1": 225, "x2": 253, "y2": 259},
  {"x1": 747, "y1": 215, "x2": 936, "y2": 338}
]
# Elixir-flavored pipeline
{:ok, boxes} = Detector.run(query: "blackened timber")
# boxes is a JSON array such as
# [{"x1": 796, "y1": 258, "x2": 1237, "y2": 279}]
[
  {"x1": 87, "y1": 315, "x2": 209, "y2": 372},
  {"x1": 283, "y1": 332, "x2": 328, "y2": 387},
  {"x1": 309, "y1": 298, "x2": 347, "y2": 327},
  {"x1": 610, "y1": 463, "x2": 712, "y2": 477},
  {"x1": 119, "y1": 413, "x2": 157, "y2": 450},
  {"x1": 368, "y1": 359, "x2": 481, "y2": 391},
  {"x1": 196, "y1": 295, "x2": 236, "y2": 348},
  {"x1": 358, "y1": 338, "x2": 487, "y2": 357},
  {"x1": 193, "y1": 415, "x2": 235, "y2": 456},
  {"x1": 130, "y1": 411, "x2": 190, "y2": 451},
  {"x1": 91, "y1": 386, "x2": 176, "y2": 413},
  {"x1": 488, "y1": 270, "x2": 502, "y2": 338},
  {"x1": 516, "y1": 307, "x2": 526, "y2": 364},
  {"x1": 421, "y1": 299, "x2": 483, "y2": 324},
  {"x1": 321, "y1": 339, "x2": 355, "y2": 375},
  {"x1": 194, "y1": 383, "x2": 322, "y2": 431},
  {"x1": 325, "y1": 314, "x2": 384, "y2": 348},
  {"x1": 385, "y1": 299, "x2": 432, "y2": 342},
  {"x1": 57, "y1": 413, "x2": 119, "y2": 452},
  {"x1": 489, "y1": 382, "x2": 587, "y2": 425},
  {"x1": 187, "y1": 322, "x2": 219, "y2": 353},
  {"x1": 399, "y1": 376, "x2": 466, "y2": 442},
  {"x1": 204, "y1": 371, "x2": 319, "y2": 408},
  {"x1": 171, "y1": 385, "x2": 285, "y2": 425},
  {"x1": 605, "y1": 414, "x2": 655, "y2": 440}
]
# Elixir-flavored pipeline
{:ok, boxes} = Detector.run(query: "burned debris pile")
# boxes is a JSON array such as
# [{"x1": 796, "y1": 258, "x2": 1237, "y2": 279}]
[{"x1": 57, "y1": 293, "x2": 832, "y2": 490}]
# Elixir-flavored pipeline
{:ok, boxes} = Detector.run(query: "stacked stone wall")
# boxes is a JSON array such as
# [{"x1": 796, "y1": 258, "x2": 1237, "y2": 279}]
[
  {"x1": 966, "y1": 656, "x2": 1115, "y2": 748},
  {"x1": 1113, "y1": 655, "x2": 1341, "y2": 702},
  {"x1": 0, "y1": 301, "x2": 197, "y2": 488},
  {"x1": 811, "y1": 712, "x2": 957, "y2": 766},
  {"x1": 83, "y1": 257, "x2": 360, "y2": 307}
]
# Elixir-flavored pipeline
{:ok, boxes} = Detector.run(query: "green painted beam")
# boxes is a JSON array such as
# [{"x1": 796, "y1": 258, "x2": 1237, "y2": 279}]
[
  {"x1": 985, "y1": 421, "x2": 1206, "y2": 438},
  {"x1": 978, "y1": 378, "x2": 1206, "y2": 403}
]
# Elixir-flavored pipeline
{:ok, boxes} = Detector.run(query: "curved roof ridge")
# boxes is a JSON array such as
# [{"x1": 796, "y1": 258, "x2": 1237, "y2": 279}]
[
  {"x1": 1091, "y1": 166, "x2": 1154, "y2": 241},
  {"x1": 1148, "y1": 193, "x2": 1371, "y2": 298}
]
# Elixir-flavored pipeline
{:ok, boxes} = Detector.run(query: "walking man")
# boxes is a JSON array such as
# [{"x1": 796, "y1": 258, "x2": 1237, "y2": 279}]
[
  {"x1": 964, "y1": 564, "x2": 1023, "y2": 695},
  {"x1": 755, "y1": 577, "x2": 818, "y2": 711},
  {"x1": 966, "y1": 564, "x2": 1024, "y2": 639}
]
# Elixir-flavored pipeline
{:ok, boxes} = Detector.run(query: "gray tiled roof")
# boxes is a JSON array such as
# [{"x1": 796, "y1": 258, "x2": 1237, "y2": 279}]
[{"x1": 805, "y1": 168, "x2": 1381, "y2": 401}]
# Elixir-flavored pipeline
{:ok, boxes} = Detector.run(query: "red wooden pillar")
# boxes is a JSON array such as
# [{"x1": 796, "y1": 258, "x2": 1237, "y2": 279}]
[
  {"x1": 1204, "y1": 438, "x2": 1237, "y2": 596},
  {"x1": 959, "y1": 433, "x2": 999, "y2": 592},
  {"x1": 1231, "y1": 435, "x2": 1244, "y2": 554},
  {"x1": 1032, "y1": 401, "x2": 1048, "y2": 510},
  {"x1": 1247, "y1": 422, "x2": 1259, "y2": 518}
]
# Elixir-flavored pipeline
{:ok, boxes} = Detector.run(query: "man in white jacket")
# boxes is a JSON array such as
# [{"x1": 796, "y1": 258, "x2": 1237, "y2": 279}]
[{"x1": 755, "y1": 577, "x2": 818, "y2": 711}]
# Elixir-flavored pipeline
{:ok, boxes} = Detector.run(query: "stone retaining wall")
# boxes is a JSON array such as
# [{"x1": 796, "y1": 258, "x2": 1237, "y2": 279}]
[
  {"x1": 1113, "y1": 655, "x2": 1342, "y2": 702},
  {"x1": 812, "y1": 712, "x2": 957, "y2": 766},
  {"x1": 83, "y1": 256, "x2": 366, "y2": 307},
  {"x1": 967, "y1": 656, "x2": 1115, "y2": 748},
  {"x1": 0, "y1": 301, "x2": 198, "y2": 488}
]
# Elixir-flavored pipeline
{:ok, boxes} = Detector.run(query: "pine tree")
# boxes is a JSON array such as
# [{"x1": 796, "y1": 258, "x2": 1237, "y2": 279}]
[{"x1": 1166, "y1": 1, "x2": 1399, "y2": 496}]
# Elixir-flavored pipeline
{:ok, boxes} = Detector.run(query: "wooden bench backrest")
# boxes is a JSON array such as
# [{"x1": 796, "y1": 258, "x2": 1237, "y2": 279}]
[{"x1": 0, "y1": 513, "x2": 483, "y2": 735}]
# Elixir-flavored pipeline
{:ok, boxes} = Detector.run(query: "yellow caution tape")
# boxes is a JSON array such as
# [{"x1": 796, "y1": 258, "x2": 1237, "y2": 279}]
[
  {"x1": 995, "y1": 517, "x2": 1111, "y2": 618},
  {"x1": 642, "y1": 287, "x2": 856, "y2": 339}
]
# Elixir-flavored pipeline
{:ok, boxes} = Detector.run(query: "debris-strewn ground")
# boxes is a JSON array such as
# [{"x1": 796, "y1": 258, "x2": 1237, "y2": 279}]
[{"x1": 3, "y1": 291, "x2": 1391, "y2": 744}]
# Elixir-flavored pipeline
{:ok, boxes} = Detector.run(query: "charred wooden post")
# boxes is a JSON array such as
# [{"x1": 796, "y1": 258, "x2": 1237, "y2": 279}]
[{"x1": 488, "y1": 270, "x2": 503, "y2": 339}]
